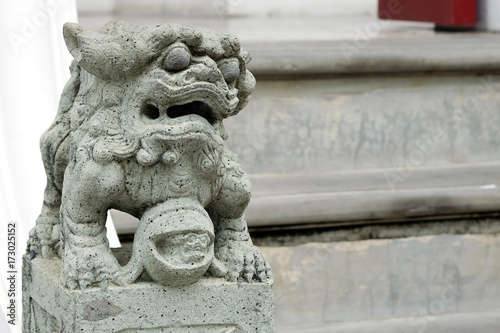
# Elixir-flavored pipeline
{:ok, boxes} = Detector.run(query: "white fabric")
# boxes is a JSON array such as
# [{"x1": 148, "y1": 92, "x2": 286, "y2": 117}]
[{"x1": 0, "y1": 1, "x2": 119, "y2": 332}]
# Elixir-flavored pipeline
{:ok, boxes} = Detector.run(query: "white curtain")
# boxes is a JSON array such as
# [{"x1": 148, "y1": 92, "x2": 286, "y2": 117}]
[{"x1": 0, "y1": 1, "x2": 118, "y2": 332}]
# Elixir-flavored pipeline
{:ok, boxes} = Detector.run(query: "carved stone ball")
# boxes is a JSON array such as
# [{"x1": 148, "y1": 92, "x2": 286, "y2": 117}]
[{"x1": 133, "y1": 198, "x2": 215, "y2": 287}]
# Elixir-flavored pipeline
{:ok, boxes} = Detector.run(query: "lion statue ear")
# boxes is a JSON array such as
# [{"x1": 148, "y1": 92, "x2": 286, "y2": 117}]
[
  {"x1": 63, "y1": 22, "x2": 134, "y2": 80},
  {"x1": 63, "y1": 22, "x2": 180, "y2": 81}
]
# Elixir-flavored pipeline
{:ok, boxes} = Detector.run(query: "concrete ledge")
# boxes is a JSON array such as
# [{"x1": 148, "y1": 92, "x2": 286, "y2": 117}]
[
  {"x1": 247, "y1": 34, "x2": 500, "y2": 77},
  {"x1": 247, "y1": 162, "x2": 500, "y2": 227}
]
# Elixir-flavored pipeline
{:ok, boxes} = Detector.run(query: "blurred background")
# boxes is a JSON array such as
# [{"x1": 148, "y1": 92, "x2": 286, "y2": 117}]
[{"x1": 2, "y1": 0, "x2": 500, "y2": 332}]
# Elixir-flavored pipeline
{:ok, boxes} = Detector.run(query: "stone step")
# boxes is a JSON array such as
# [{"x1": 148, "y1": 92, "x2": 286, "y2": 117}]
[
  {"x1": 248, "y1": 162, "x2": 500, "y2": 227},
  {"x1": 259, "y1": 233, "x2": 500, "y2": 330},
  {"x1": 112, "y1": 162, "x2": 500, "y2": 233},
  {"x1": 247, "y1": 33, "x2": 500, "y2": 77}
]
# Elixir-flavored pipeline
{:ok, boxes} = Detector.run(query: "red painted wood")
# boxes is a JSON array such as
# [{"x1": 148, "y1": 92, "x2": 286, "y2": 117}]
[{"x1": 378, "y1": 0, "x2": 477, "y2": 27}]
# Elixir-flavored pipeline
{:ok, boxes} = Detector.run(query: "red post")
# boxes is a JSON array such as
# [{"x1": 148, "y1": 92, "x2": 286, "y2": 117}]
[{"x1": 378, "y1": 0, "x2": 477, "y2": 28}]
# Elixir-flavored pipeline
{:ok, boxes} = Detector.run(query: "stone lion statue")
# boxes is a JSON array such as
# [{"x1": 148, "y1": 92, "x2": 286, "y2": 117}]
[{"x1": 27, "y1": 21, "x2": 271, "y2": 290}]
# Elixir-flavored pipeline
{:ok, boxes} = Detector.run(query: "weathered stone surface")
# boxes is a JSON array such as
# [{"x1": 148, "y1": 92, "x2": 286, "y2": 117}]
[
  {"x1": 260, "y1": 234, "x2": 500, "y2": 330},
  {"x1": 23, "y1": 20, "x2": 273, "y2": 332},
  {"x1": 225, "y1": 74, "x2": 500, "y2": 174},
  {"x1": 23, "y1": 255, "x2": 274, "y2": 332},
  {"x1": 245, "y1": 163, "x2": 500, "y2": 227}
]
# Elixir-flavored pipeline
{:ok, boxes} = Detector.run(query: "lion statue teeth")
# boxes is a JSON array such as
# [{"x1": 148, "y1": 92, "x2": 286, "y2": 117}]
[{"x1": 27, "y1": 21, "x2": 271, "y2": 290}]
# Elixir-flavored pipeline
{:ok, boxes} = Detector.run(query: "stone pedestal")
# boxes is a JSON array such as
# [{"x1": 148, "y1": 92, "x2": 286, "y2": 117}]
[{"x1": 23, "y1": 253, "x2": 274, "y2": 332}]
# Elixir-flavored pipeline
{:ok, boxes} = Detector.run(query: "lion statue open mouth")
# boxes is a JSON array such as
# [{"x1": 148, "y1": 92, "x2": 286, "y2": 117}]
[{"x1": 27, "y1": 21, "x2": 271, "y2": 290}]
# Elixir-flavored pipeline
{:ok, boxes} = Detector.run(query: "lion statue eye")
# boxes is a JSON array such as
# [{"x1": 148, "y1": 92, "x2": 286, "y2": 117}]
[
  {"x1": 219, "y1": 61, "x2": 240, "y2": 83},
  {"x1": 163, "y1": 47, "x2": 191, "y2": 72}
]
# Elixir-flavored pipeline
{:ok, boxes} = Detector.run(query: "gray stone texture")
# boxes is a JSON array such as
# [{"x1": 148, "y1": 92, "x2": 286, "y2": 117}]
[
  {"x1": 222, "y1": 73, "x2": 500, "y2": 227},
  {"x1": 225, "y1": 74, "x2": 500, "y2": 174},
  {"x1": 259, "y1": 233, "x2": 500, "y2": 330},
  {"x1": 23, "y1": 253, "x2": 274, "y2": 332}
]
